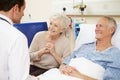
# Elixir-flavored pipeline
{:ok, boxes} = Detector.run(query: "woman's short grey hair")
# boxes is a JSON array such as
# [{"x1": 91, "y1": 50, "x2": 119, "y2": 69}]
[
  {"x1": 50, "y1": 13, "x2": 71, "y2": 29},
  {"x1": 49, "y1": 13, "x2": 72, "y2": 38}
]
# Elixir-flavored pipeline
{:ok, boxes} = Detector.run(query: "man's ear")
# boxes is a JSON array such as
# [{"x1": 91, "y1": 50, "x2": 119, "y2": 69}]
[
  {"x1": 11, "y1": 4, "x2": 19, "y2": 18},
  {"x1": 13, "y1": 4, "x2": 19, "y2": 13},
  {"x1": 10, "y1": 4, "x2": 18, "y2": 19},
  {"x1": 110, "y1": 26, "x2": 115, "y2": 35}
]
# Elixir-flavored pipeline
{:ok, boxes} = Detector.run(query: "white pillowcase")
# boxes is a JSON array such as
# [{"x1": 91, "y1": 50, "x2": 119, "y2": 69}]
[
  {"x1": 112, "y1": 24, "x2": 120, "y2": 49},
  {"x1": 74, "y1": 24, "x2": 96, "y2": 50},
  {"x1": 75, "y1": 24, "x2": 120, "y2": 50}
]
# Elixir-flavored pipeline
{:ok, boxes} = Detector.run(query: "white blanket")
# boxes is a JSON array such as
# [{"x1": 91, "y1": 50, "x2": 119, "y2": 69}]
[
  {"x1": 27, "y1": 57, "x2": 105, "y2": 80},
  {"x1": 69, "y1": 57, "x2": 105, "y2": 80}
]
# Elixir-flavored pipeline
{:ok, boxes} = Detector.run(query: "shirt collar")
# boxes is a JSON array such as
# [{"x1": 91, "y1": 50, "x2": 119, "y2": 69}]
[{"x1": 0, "y1": 14, "x2": 13, "y2": 25}]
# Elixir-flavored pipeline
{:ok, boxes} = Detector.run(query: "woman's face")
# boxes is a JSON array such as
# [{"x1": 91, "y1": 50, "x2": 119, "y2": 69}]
[{"x1": 48, "y1": 18, "x2": 63, "y2": 36}]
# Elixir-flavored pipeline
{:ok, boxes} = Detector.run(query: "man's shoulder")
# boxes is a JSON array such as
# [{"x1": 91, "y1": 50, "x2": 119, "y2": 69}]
[
  {"x1": 111, "y1": 46, "x2": 120, "y2": 53},
  {"x1": 10, "y1": 25, "x2": 27, "y2": 39}
]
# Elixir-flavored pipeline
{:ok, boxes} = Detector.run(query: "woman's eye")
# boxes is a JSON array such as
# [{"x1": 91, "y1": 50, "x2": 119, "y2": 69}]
[
  {"x1": 50, "y1": 23, "x2": 52, "y2": 25},
  {"x1": 55, "y1": 25, "x2": 58, "y2": 27}
]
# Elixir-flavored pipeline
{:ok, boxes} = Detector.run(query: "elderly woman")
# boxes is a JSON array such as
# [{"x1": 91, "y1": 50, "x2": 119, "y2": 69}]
[{"x1": 29, "y1": 14, "x2": 75, "y2": 76}]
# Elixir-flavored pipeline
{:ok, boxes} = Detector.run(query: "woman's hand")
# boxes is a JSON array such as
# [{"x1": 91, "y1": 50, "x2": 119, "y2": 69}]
[
  {"x1": 66, "y1": 66, "x2": 83, "y2": 78},
  {"x1": 45, "y1": 42, "x2": 62, "y2": 64},
  {"x1": 37, "y1": 43, "x2": 53, "y2": 58},
  {"x1": 38, "y1": 42, "x2": 55, "y2": 55},
  {"x1": 45, "y1": 42, "x2": 55, "y2": 54},
  {"x1": 60, "y1": 64, "x2": 73, "y2": 75}
]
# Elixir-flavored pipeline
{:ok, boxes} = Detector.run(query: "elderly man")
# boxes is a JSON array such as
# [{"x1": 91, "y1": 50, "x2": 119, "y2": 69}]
[{"x1": 60, "y1": 16, "x2": 120, "y2": 80}]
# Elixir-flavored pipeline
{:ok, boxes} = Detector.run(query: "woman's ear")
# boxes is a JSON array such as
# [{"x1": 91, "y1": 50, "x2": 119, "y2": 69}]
[{"x1": 61, "y1": 28, "x2": 66, "y2": 33}]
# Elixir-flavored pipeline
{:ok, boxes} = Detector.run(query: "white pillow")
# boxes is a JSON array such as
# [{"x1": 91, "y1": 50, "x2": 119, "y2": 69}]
[
  {"x1": 112, "y1": 24, "x2": 120, "y2": 49},
  {"x1": 75, "y1": 24, "x2": 120, "y2": 50},
  {"x1": 74, "y1": 24, "x2": 96, "y2": 50}
]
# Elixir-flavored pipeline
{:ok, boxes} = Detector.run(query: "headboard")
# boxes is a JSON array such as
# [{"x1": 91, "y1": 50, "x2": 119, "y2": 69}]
[{"x1": 14, "y1": 22, "x2": 48, "y2": 47}]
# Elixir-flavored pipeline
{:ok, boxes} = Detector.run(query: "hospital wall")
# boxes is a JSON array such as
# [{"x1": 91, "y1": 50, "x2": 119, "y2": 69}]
[{"x1": 22, "y1": 0, "x2": 120, "y2": 24}]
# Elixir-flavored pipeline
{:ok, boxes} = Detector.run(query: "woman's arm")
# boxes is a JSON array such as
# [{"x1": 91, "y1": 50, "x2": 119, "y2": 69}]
[
  {"x1": 51, "y1": 51, "x2": 62, "y2": 64},
  {"x1": 29, "y1": 49, "x2": 44, "y2": 61},
  {"x1": 47, "y1": 42, "x2": 62, "y2": 64},
  {"x1": 29, "y1": 32, "x2": 47, "y2": 61}
]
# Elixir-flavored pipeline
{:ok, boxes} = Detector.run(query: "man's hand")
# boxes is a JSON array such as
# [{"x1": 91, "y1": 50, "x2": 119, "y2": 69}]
[{"x1": 59, "y1": 64, "x2": 96, "y2": 80}]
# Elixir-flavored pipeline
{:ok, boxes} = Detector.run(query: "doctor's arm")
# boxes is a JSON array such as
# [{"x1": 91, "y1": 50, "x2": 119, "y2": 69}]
[{"x1": 9, "y1": 36, "x2": 30, "y2": 80}]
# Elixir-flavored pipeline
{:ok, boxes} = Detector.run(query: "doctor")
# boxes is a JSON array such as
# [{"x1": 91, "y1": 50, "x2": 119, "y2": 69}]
[{"x1": 0, "y1": 0, "x2": 30, "y2": 80}]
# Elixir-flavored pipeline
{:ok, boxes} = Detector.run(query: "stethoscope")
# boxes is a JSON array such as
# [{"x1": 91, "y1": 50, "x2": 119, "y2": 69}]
[{"x1": 0, "y1": 17, "x2": 11, "y2": 25}]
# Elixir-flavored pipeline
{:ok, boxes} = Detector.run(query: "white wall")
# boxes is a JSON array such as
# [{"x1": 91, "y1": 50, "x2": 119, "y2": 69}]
[
  {"x1": 52, "y1": 0, "x2": 120, "y2": 15},
  {"x1": 51, "y1": 0, "x2": 120, "y2": 24},
  {"x1": 21, "y1": 0, "x2": 54, "y2": 23},
  {"x1": 21, "y1": 0, "x2": 120, "y2": 24}
]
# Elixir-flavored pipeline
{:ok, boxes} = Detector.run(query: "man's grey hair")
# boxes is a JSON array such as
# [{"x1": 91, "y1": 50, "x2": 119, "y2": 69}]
[{"x1": 103, "y1": 16, "x2": 117, "y2": 35}]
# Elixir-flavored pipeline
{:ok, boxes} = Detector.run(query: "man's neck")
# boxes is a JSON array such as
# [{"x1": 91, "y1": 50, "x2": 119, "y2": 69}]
[
  {"x1": 0, "y1": 11, "x2": 13, "y2": 25},
  {"x1": 0, "y1": 11, "x2": 12, "y2": 20},
  {"x1": 96, "y1": 39, "x2": 112, "y2": 52}
]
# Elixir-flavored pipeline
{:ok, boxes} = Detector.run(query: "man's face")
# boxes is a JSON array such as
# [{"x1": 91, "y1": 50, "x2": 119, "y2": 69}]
[{"x1": 95, "y1": 18, "x2": 113, "y2": 40}]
